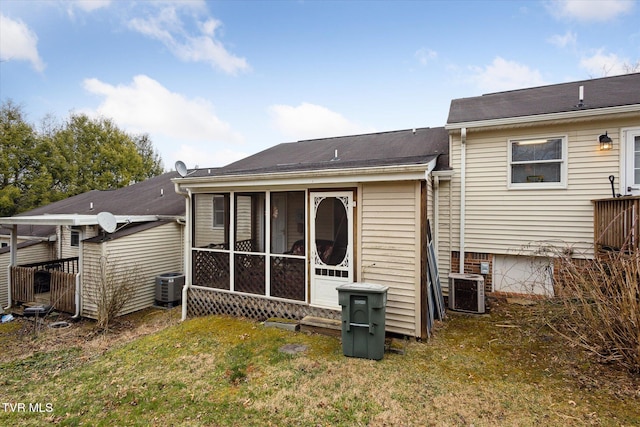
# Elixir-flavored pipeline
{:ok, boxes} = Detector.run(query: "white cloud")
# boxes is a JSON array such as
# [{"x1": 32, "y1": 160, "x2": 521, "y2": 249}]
[
  {"x1": 546, "y1": 0, "x2": 634, "y2": 22},
  {"x1": 128, "y1": 6, "x2": 249, "y2": 75},
  {"x1": 469, "y1": 57, "x2": 547, "y2": 93},
  {"x1": 548, "y1": 30, "x2": 577, "y2": 48},
  {"x1": 82, "y1": 75, "x2": 244, "y2": 168},
  {"x1": 415, "y1": 48, "x2": 438, "y2": 66},
  {"x1": 0, "y1": 14, "x2": 45, "y2": 72},
  {"x1": 70, "y1": 0, "x2": 111, "y2": 12},
  {"x1": 268, "y1": 103, "x2": 375, "y2": 141},
  {"x1": 579, "y1": 49, "x2": 632, "y2": 76}
]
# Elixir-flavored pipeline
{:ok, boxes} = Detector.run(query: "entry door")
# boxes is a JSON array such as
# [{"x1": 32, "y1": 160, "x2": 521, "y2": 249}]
[
  {"x1": 624, "y1": 128, "x2": 640, "y2": 195},
  {"x1": 310, "y1": 191, "x2": 354, "y2": 309}
]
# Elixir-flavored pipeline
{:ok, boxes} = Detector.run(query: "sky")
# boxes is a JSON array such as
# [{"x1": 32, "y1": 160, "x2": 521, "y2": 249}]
[{"x1": 1, "y1": 0, "x2": 639, "y2": 171}]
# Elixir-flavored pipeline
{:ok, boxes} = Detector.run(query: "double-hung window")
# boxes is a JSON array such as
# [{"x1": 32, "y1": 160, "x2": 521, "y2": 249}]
[{"x1": 509, "y1": 136, "x2": 567, "y2": 189}]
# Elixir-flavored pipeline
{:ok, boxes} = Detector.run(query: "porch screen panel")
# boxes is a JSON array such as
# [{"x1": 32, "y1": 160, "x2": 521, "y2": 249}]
[
  {"x1": 234, "y1": 193, "x2": 266, "y2": 295},
  {"x1": 193, "y1": 193, "x2": 229, "y2": 249}
]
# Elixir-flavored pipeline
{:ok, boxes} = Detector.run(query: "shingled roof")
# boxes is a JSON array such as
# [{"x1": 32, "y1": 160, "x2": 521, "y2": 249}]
[
  {"x1": 189, "y1": 127, "x2": 449, "y2": 178},
  {"x1": 447, "y1": 72, "x2": 640, "y2": 125},
  {"x1": 1, "y1": 171, "x2": 184, "y2": 239}
]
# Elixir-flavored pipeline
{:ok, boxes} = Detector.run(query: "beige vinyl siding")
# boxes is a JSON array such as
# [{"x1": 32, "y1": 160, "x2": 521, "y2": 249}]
[
  {"x1": 453, "y1": 118, "x2": 634, "y2": 258},
  {"x1": 82, "y1": 222, "x2": 184, "y2": 319},
  {"x1": 360, "y1": 181, "x2": 420, "y2": 337},
  {"x1": 435, "y1": 178, "x2": 453, "y2": 294},
  {"x1": 0, "y1": 242, "x2": 54, "y2": 307}
]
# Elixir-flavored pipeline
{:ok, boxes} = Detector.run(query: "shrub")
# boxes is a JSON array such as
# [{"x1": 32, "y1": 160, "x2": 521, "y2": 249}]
[
  {"x1": 86, "y1": 255, "x2": 139, "y2": 332},
  {"x1": 552, "y1": 250, "x2": 640, "y2": 372}
]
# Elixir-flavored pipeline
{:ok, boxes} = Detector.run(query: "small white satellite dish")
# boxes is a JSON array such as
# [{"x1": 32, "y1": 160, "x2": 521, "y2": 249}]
[
  {"x1": 97, "y1": 211, "x2": 118, "y2": 234},
  {"x1": 175, "y1": 160, "x2": 189, "y2": 177}
]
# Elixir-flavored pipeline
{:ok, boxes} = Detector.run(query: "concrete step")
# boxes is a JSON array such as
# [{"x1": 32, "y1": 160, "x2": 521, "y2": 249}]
[{"x1": 300, "y1": 315, "x2": 341, "y2": 337}]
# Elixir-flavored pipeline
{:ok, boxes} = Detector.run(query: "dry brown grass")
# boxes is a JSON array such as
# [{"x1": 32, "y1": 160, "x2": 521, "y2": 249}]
[{"x1": 1, "y1": 301, "x2": 639, "y2": 426}]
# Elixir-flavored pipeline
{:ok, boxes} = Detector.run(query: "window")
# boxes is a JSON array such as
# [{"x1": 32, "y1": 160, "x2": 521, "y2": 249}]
[
  {"x1": 70, "y1": 229, "x2": 80, "y2": 247},
  {"x1": 509, "y1": 136, "x2": 566, "y2": 188},
  {"x1": 213, "y1": 195, "x2": 226, "y2": 228}
]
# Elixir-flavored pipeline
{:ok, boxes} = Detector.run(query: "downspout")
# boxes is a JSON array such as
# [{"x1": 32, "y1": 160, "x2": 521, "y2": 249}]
[
  {"x1": 459, "y1": 127, "x2": 467, "y2": 274},
  {"x1": 4, "y1": 225, "x2": 17, "y2": 310},
  {"x1": 175, "y1": 185, "x2": 192, "y2": 322},
  {"x1": 72, "y1": 227, "x2": 84, "y2": 319}
]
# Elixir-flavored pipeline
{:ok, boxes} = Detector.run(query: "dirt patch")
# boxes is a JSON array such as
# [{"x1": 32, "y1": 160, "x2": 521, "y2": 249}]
[{"x1": 0, "y1": 306, "x2": 181, "y2": 365}]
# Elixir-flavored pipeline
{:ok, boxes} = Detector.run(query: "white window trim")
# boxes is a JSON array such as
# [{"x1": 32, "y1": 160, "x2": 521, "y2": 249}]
[
  {"x1": 212, "y1": 194, "x2": 225, "y2": 229},
  {"x1": 621, "y1": 126, "x2": 640, "y2": 196},
  {"x1": 507, "y1": 135, "x2": 568, "y2": 190}
]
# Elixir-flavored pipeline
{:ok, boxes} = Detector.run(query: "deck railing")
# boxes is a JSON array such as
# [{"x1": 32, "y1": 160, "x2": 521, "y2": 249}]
[{"x1": 593, "y1": 196, "x2": 640, "y2": 253}]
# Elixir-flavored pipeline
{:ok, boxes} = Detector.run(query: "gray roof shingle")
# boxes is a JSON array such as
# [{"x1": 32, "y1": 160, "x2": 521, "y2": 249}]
[
  {"x1": 447, "y1": 72, "x2": 640, "y2": 125},
  {"x1": 190, "y1": 127, "x2": 449, "y2": 178}
]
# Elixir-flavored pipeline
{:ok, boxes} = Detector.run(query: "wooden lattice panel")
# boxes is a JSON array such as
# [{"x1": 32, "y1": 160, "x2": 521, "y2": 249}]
[
  {"x1": 270, "y1": 256, "x2": 305, "y2": 301},
  {"x1": 193, "y1": 250, "x2": 230, "y2": 290},
  {"x1": 187, "y1": 287, "x2": 340, "y2": 321},
  {"x1": 234, "y1": 254, "x2": 265, "y2": 295}
]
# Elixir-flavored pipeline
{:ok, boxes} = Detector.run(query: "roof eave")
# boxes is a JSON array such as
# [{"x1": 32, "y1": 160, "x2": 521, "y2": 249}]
[
  {"x1": 0, "y1": 214, "x2": 159, "y2": 226},
  {"x1": 445, "y1": 104, "x2": 640, "y2": 131},
  {"x1": 174, "y1": 160, "x2": 438, "y2": 191}
]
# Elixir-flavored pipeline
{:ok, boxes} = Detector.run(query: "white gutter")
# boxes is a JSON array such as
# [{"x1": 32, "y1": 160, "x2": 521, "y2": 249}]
[
  {"x1": 174, "y1": 186, "x2": 192, "y2": 322},
  {"x1": 72, "y1": 227, "x2": 84, "y2": 319},
  {"x1": 445, "y1": 104, "x2": 640, "y2": 131},
  {"x1": 459, "y1": 128, "x2": 467, "y2": 274},
  {"x1": 4, "y1": 225, "x2": 17, "y2": 310},
  {"x1": 171, "y1": 162, "x2": 434, "y2": 191},
  {"x1": 72, "y1": 273, "x2": 81, "y2": 318}
]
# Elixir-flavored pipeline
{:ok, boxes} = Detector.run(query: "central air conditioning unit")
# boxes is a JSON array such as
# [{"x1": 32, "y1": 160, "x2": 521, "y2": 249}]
[
  {"x1": 448, "y1": 273, "x2": 485, "y2": 314},
  {"x1": 155, "y1": 272, "x2": 184, "y2": 307}
]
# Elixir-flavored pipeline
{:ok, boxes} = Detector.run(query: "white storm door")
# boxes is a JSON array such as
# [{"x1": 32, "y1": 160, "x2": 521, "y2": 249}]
[
  {"x1": 624, "y1": 128, "x2": 640, "y2": 196},
  {"x1": 310, "y1": 191, "x2": 354, "y2": 309}
]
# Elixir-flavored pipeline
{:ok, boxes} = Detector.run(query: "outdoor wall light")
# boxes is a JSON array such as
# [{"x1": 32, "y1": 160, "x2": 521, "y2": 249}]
[{"x1": 599, "y1": 132, "x2": 613, "y2": 150}]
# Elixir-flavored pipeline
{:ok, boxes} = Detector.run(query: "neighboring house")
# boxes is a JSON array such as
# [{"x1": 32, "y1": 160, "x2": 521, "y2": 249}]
[
  {"x1": 0, "y1": 172, "x2": 186, "y2": 318},
  {"x1": 173, "y1": 128, "x2": 449, "y2": 339},
  {"x1": 443, "y1": 72, "x2": 640, "y2": 296}
]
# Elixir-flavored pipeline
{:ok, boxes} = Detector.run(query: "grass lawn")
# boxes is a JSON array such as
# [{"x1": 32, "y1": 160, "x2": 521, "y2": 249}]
[{"x1": 1, "y1": 300, "x2": 639, "y2": 426}]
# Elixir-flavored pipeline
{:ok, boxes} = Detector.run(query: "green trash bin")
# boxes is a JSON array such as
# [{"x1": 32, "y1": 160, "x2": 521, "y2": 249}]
[{"x1": 336, "y1": 282, "x2": 389, "y2": 360}]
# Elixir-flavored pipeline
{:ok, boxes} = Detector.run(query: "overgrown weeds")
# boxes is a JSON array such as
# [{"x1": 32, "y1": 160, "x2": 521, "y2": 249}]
[{"x1": 551, "y1": 250, "x2": 640, "y2": 373}]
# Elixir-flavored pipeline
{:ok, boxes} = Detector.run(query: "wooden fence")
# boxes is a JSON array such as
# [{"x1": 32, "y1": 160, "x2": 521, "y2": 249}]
[
  {"x1": 593, "y1": 196, "x2": 640, "y2": 253},
  {"x1": 10, "y1": 266, "x2": 77, "y2": 314}
]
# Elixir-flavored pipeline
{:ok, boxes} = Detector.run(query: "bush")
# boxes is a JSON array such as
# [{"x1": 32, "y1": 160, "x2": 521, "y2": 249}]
[
  {"x1": 552, "y1": 250, "x2": 640, "y2": 372},
  {"x1": 86, "y1": 255, "x2": 139, "y2": 332}
]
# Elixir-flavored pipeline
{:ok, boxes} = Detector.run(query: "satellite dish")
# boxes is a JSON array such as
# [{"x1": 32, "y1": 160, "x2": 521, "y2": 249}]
[
  {"x1": 97, "y1": 211, "x2": 118, "y2": 233},
  {"x1": 175, "y1": 160, "x2": 189, "y2": 177}
]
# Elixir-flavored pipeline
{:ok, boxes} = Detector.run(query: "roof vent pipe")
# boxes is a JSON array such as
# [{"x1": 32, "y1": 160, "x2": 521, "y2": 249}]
[
  {"x1": 160, "y1": 188, "x2": 164, "y2": 197},
  {"x1": 577, "y1": 85, "x2": 584, "y2": 108},
  {"x1": 90, "y1": 202, "x2": 94, "y2": 211}
]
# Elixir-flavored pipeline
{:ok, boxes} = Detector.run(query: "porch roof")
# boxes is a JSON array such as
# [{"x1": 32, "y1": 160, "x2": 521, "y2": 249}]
[
  {"x1": 173, "y1": 127, "x2": 449, "y2": 187},
  {"x1": 0, "y1": 214, "x2": 159, "y2": 227}
]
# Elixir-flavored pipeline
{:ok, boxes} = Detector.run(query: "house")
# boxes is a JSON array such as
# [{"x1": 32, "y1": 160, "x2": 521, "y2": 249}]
[
  {"x1": 443, "y1": 72, "x2": 640, "y2": 296},
  {"x1": 0, "y1": 171, "x2": 185, "y2": 318},
  {"x1": 173, "y1": 128, "x2": 449, "y2": 339},
  {"x1": 175, "y1": 73, "x2": 640, "y2": 339}
]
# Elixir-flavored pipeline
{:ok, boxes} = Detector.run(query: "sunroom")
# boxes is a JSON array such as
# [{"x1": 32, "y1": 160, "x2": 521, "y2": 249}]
[{"x1": 176, "y1": 127, "x2": 449, "y2": 338}]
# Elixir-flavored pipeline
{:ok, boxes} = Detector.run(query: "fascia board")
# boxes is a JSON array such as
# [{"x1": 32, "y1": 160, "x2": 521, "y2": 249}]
[
  {"x1": 445, "y1": 104, "x2": 640, "y2": 131},
  {"x1": 175, "y1": 162, "x2": 435, "y2": 192}
]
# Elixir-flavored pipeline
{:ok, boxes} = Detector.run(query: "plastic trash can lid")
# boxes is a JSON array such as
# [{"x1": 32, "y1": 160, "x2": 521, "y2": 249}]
[{"x1": 335, "y1": 282, "x2": 389, "y2": 293}]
